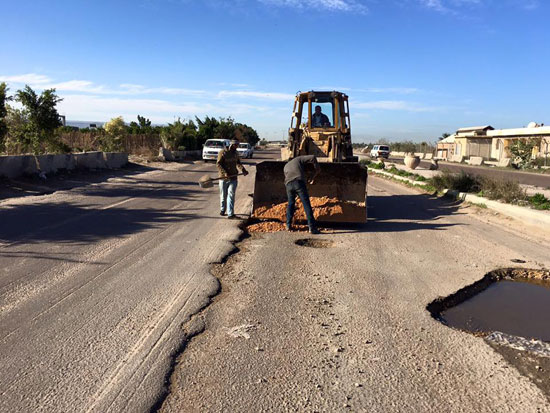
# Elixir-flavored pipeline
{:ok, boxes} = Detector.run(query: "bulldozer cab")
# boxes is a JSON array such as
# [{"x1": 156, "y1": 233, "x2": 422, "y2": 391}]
[{"x1": 285, "y1": 91, "x2": 354, "y2": 163}]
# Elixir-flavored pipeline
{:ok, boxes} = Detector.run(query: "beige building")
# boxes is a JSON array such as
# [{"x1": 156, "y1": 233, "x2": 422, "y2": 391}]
[{"x1": 437, "y1": 123, "x2": 550, "y2": 162}]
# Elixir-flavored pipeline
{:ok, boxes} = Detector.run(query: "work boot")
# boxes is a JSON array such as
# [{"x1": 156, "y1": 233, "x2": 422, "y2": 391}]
[
  {"x1": 309, "y1": 227, "x2": 320, "y2": 234},
  {"x1": 228, "y1": 214, "x2": 238, "y2": 220},
  {"x1": 286, "y1": 224, "x2": 292, "y2": 231},
  {"x1": 220, "y1": 210, "x2": 226, "y2": 216}
]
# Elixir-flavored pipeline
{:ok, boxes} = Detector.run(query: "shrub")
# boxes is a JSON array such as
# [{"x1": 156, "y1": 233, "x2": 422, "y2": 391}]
[
  {"x1": 368, "y1": 161, "x2": 385, "y2": 170},
  {"x1": 359, "y1": 158, "x2": 371, "y2": 167},
  {"x1": 528, "y1": 193, "x2": 550, "y2": 210},
  {"x1": 478, "y1": 176, "x2": 526, "y2": 203},
  {"x1": 431, "y1": 170, "x2": 481, "y2": 193}
]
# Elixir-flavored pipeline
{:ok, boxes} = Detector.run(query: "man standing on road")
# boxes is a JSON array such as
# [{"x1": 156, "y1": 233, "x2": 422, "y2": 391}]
[
  {"x1": 217, "y1": 140, "x2": 248, "y2": 219},
  {"x1": 284, "y1": 155, "x2": 320, "y2": 234}
]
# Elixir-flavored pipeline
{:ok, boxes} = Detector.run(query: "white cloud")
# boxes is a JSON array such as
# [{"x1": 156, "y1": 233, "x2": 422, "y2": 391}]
[
  {"x1": 353, "y1": 100, "x2": 439, "y2": 112},
  {"x1": 0, "y1": 73, "x2": 51, "y2": 84},
  {"x1": 217, "y1": 90, "x2": 295, "y2": 101},
  {"x1": 362, "y1": 87, "x2": 420, "y2": 94},
  {"x1": 56, "y1": 94, "x2": 270, "y2": 122},
  {"x1": 258, "y1": 0, "x2": 368, "y2": 13},
  {"x1": 418, "y1": 0, "x2": 483, "y2": 14},
  {"x1": 0, "y1": 73, "x2": 207, "y2": 97}
]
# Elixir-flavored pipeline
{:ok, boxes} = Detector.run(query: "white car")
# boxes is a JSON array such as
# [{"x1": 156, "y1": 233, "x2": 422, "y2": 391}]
[
  {"x1": 370, "y1": 144, "x2": 390, "y2": 159},
  {"x1": 237, "y1": 143, "x2": 254, "y2": 159},
  {"x1": 202, "y1": 139, "x2": 230, "y2": 161}
]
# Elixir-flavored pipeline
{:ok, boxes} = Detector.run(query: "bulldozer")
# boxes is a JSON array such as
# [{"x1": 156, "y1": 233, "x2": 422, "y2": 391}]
[{"x1": 252, "y1": 91, "x2": 368, "y2": 223}]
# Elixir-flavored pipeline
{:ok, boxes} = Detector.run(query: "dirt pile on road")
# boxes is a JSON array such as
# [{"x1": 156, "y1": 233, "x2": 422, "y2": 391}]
[
  {"x1": 253, "y1": 196, "x2": 365, "y2": 222},
  {"x1": 246, "y1": 221, "x2": 312, "y2": 233}
]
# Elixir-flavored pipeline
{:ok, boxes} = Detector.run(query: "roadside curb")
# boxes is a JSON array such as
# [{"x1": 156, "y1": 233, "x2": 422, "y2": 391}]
[
  {"x1": 443, "y1": 189, "x2": 550, "y2": 230},
  {"x1": 369, "y1": 168, "x2": 428, "y2": 186},
  {"x1": 369, "y1": 167, "x2": 550, "y2": 231}
]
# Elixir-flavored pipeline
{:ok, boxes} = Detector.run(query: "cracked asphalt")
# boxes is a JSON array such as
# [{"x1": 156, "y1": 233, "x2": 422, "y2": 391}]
[{"x1": 2, "y1": 148, "x2": 550, "y2": 412}]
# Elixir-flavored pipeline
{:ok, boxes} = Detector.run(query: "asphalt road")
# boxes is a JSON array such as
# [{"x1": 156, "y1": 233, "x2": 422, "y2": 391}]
[
  {"x1": 160, "y1": 175, "x2": 550, "y2": 412},
  {"x1": 0, "y1": 150, "x2": 270, "y2": 412},
  {"x1": 388, "y1": 157, "x2": 550, "y2": 188},
  {"x1": 2, "y1": 150, "x2": 550, "y2": 412}
]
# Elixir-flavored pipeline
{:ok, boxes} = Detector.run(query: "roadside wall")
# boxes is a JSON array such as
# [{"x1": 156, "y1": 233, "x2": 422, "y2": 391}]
[{"x1": 0, "y1": 152, "x2": 128, "y2": 179}]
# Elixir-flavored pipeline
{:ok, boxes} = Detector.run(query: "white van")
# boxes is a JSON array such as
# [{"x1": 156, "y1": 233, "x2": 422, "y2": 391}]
[
  {"x1": 202, "y1": 139, "x2": 230, "y2": 161},
  {"x1": 370, "y1": 144, "x2": 391, "y2": 159},
  {"x1": 237, "y1": 142, "x2": 254, "y2": 159}
]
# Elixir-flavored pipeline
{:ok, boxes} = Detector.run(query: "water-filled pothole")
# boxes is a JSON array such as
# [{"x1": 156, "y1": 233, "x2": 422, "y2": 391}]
[
  {"x1": 428, "y1": 268, "x2": 550, "y2": 342},
  {"x1": 295, "y1": 238, "x2": 334, "y2": 248}
]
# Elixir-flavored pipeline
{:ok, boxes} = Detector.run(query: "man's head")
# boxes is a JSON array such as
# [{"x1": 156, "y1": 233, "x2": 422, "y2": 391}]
[
  {"x1": 314, "y1": 105, "x2": 322, "y2": 114},
  {"x1": 229, "y1": 140, "x2": 239, "y2": 150}
]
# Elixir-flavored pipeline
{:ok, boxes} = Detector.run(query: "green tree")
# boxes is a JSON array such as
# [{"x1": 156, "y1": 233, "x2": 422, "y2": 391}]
[
  {"x1": 439, "y1": 133, "x2": 451, "y2": 141},
  {"x1": 508, "y1": 138, "x2": 542, "y2": 168},
  {"x1": 0, "y1": 82, "x2": 11, "y2": 152},
  {"x1": 215, "y1": 117, "x2": 237, "y2": 140},
  {"x1": 101, "y1": 116, "x2": 125, "y2": 151},
  {"x1": 15, "y1": 85, "x2": 64, "y2": 154},
  {"x1": 235, "y1": 122, "x2": 260, "y2": 146},
  {"x1": 4, "y1": 106, "x2": 27, "y2": 154},
  {"x1": 195, "y1": 116, "x2": 220, "y2": 148},
  {"x1": 160, "y1": 118, "x2": 198, "y2": 150}
]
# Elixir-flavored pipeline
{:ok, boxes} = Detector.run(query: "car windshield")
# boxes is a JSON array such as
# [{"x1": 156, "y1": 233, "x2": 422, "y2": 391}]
[
  {"x1": 205, "y1": 140, "x2": 224, "y2": 148},
  {"x1": 379, "y1": 146, "x2": 390, "y2": 151},
  {"x1": 238, "y1": 143, "x2": 248, "y2": 148}
]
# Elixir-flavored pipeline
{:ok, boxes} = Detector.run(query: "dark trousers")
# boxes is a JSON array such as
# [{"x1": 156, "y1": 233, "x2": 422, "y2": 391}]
[{"x1": 286, "y1": 179, "x2": 316, "y2": 229}]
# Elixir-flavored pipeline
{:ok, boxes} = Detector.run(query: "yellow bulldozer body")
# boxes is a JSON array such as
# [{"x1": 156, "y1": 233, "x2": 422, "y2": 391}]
[{"x1": 253, "y1": 91, "x2": 368, "y2": 224}]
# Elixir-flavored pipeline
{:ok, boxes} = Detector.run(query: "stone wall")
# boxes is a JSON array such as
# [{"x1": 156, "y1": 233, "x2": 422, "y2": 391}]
[{"x1": 0, "y1": 152, "x2": 128, "y2": 179}]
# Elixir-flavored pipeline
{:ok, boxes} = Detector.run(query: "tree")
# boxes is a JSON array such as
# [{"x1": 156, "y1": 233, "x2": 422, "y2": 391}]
[
  {"x1": 128, "y1": 115, "x2": 153, "y2": 134},
  {"x1": 102, "y1": 116, "x2": 126, "y2": 151},
  {"x1": 0, "y1": 82, "x2": 10, "y2": 152},
  {"x1": 15, "y1": 85, "x2": 64, "y2": 153},
  {"x1": 160, "y1": 118, "x2": 198, "y2": 150},
  {"x1": 439, "y1": 133, "x2": 451, "y2": 141},
  {"x1": 215, "y1": 117, "x2": 237, "y2": 140},
  {"x1": 508, "y1": 138, "x2": 542, "y2": 168},
  {"x1": 235, "y1": 122, "x2": 260, "y2": 146}
]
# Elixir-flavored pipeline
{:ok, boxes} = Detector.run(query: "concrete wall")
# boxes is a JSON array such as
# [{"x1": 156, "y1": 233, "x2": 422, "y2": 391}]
[
  {"x1": 159, "y1": 148, "x2": 202, "y2": 161},
  {"x1": 0, "y1": 152, "x2": 128, "y2": 179}
]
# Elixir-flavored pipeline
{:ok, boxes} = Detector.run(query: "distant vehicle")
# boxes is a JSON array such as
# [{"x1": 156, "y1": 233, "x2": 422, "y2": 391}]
[
  {"x1": 370, "y1": 144, "x2": 390, "y2": 159},
  {"x1": 202, "y1": 139, "x2": 230, "y2": 161},
  {"x1": 237, "y1": 142, "x2": 254, "y2": 159}
]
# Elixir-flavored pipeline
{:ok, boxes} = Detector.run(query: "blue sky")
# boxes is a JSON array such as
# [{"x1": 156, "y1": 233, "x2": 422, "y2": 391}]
[{"x1": 1, "y1": 0, "x2": 548, "y2": 142}]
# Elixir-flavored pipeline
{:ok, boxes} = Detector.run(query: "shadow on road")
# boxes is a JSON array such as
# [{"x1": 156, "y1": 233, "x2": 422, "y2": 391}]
[
  {"x1": 0, "y1": 163, "x2": 155, "y2": 201},
  {"x1": 364, "y1": 193, "x2": 463, "y2": 232},
  {"x1": 81, "y1": 183, "x2": 201, "y2": 201},
  {"x1": 0, "y1": 202, "x2": 197, "y2": 244}
]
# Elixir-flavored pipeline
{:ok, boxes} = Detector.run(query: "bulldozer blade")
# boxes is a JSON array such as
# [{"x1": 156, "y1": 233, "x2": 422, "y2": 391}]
[{"x1": 252, "y1": 161, "x2": 368, "y2": 223}]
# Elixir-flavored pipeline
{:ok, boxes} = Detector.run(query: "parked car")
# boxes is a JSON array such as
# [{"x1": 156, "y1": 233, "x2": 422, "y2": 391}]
[
  {"x1": 370, "y1": 144, "x2": 390, "y2": 159},
  {"x1": 202, "y1": 139, "x2": 230, "y2": 161},
  {"x1": 237, "y1": 142, "x2": 254, "y2": 159}
]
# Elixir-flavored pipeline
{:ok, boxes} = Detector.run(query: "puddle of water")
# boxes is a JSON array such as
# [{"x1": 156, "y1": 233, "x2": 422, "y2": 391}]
[{"x1": 441, "y1": 279, "x2": 550, "y2": 342}]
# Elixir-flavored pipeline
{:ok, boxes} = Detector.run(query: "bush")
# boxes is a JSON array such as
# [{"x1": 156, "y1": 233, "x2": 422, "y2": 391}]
[
  {"x1": 431, "y1": 171, "x2": 481, "y2": 193},
  {"x1": 528, "y1": 193, "x2": 550, "y2": 210},
  {"x1": 478, "y1": 176, "x2": 526, "y2": 203},
  {"x1": 430, "y1": 170, "x2": 528, "y2": 204},
  {"x1": 368, "y1": 161, "x2": 385, "y2": 170}
]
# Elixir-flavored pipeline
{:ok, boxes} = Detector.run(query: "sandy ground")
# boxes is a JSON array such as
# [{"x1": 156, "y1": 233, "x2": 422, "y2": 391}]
[{"x1": 160, "y1": 175, "x2": 550, "y2": 413}]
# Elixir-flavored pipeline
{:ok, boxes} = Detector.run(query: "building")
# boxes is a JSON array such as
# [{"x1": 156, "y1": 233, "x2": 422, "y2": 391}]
[{"x1": 436, "y1": 123, "x2": 550, "y2": 162}]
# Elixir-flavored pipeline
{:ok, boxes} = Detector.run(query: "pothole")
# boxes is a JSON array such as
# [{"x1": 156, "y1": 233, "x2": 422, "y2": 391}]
[
  {"x1": 295, "y1": 238, "x2": 334, "y2": 248},
  {"x1": 427, "y1": 268, "x2": 550, "y2": 342}
]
